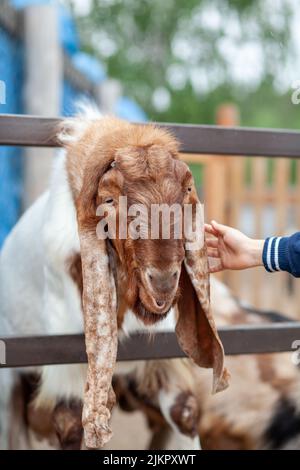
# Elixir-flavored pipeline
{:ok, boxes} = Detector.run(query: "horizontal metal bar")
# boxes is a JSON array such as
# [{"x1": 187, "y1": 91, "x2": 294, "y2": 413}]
[
  {"x1": 0, "y1": 115, "x2": 61, "y2": 147},
  {"x1": 1, "y1": 323, "x2": 300, "y2": 368},
  {"x1": 1, "y1": 115, "x2": 300, "y2": 157},
  {"x1": 165, "y1": 123, "x2": 300, "y2": 157}
]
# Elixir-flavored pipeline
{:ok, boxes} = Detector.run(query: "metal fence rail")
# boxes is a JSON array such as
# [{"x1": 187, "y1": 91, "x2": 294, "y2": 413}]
[
  {"x1": 1, "y1": 323, "x2": 300, "y2": 368},
  {"x1": 1, "y1": 115, "x2": 300, "y2": 157},
  {"x1": 1, "y1": 114, "x2": 300, "y2": 367}
]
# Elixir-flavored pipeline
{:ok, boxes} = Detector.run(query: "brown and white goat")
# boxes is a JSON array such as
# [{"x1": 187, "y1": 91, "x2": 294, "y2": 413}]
[
  {"x1": 115, "y1": 278, "x2": 300, "y2": 450},
  {"x1": 0, "y1": 108, "x2": 228, "y2": 449}
]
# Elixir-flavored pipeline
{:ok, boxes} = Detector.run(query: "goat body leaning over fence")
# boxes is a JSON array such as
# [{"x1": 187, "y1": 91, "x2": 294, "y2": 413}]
[{"x1": 0, "y1": 105, "x2": 229, "y2": 450}]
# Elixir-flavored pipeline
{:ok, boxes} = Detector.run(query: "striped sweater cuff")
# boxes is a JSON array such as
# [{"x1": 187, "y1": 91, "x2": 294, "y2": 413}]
[{"x1": 262, "y1": 237, "x2": 283, "y2": 272}]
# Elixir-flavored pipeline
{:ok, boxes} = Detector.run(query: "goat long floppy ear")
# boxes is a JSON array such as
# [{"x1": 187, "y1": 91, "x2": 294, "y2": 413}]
[
  {"x1": 176, "y1": 183, "x2": 230, "y2": 394},
  {"x1": 75, "y1": 162, "x2": 118, "y2": 449},
  {"x1": 59, "y1": 109, "x2": 120, "y2": 449}
]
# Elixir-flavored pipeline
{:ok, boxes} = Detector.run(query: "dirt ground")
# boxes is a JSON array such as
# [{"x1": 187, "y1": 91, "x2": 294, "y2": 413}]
[
  {"x1": 104, "y1": 407, "x2": 151, "y2": 450},
  {"x1": 105, "y1": 407, "x2": 178, "y2": 450}
]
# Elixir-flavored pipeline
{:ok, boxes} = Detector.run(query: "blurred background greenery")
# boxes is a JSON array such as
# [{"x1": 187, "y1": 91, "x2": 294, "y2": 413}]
[{"x1": 65, "y1": 0, "x2": 300, "y2": 129}]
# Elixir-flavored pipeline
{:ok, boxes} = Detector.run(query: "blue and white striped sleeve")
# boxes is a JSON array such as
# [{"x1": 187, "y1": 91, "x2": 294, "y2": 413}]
[{"x1": 262, "y1": 233, "x2": 300, "y2": 277}]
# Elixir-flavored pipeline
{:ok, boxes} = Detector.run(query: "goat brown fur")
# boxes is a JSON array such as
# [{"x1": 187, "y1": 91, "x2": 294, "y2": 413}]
[{"x1": 57, "y1": 115, "x2": 229, "y2": 448}]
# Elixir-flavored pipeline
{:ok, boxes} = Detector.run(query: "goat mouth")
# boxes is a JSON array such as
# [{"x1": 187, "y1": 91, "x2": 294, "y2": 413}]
[{"x1": 134, "y1": 300, "x2": 170, "y2": 325}]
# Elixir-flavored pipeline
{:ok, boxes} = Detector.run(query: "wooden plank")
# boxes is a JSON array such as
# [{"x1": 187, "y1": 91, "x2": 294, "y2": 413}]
[
  {"x1": 204, "y1": 104, "x2": 236, "y2": 227},
  {"x1": 243, "y1": 188, "x2": 297, "y2": 204},
  {"x1": 204, "y1": 157, "x2": 227, "y2": 283},
  {"x1": 215, "y1": 104, "x2": 239, "y2": 287},
  {"x1": 1, "y1": 115, "x2": 300, "y2": 157},
  {"x1": 204, "y1": 157, "x2": 227, "y2": 224},
  {"x1": 179, "y1": 153, "x2": 211, "y2": 164},
  {"x1": 252, "y1": 158, "x2": 266, "y2": 238},
  {"x1": 251, "y1": 158, "x2": 266, "y2": 306},
  {"x1": 274, "y1": 158, "x2": 290, "y2": 234},
  {"x1": 1, "y1": 324, "x2": 300, "y2": 368},
  {"x1": 273, "y1": 158, "x2": 290, "y2": 311},
  {"x1": 225, "y1": 155, "x2": 245, "y2": 295}
]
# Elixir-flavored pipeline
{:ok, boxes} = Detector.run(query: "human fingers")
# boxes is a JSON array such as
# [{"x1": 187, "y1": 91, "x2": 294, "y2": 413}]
[
  {"x1": 204, "y1": 223, "x2": 217, "y2": 235},
  {"x1": 211, "y1": 220, "x2": 229, "y2": 236},
  {"x1": 206, "y1": 238, "x2": 219, "y2": 248},
  {"x1": 208, "y1": 262, "x2": 224, "y2": 273},
  {"x1": 207, "y1": 248, "x2": 220, "y2": 258}
]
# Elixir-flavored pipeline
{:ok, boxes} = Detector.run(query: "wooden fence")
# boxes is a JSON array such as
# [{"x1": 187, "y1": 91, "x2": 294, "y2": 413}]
[
  {"x1": 181, "y1": 104, "x2": 300, "y2": 318},
  {"x1": 224, "y1": 153, "x2": 300, "y2": 317},
  {"x1": 1, "y1": 113, "x2": 300, "y2": 368}
]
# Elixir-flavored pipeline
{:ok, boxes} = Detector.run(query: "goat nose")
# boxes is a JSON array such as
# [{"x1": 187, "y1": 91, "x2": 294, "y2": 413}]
[{"x1": 147, "y1": 268, "x2": 179, "y2": 293}]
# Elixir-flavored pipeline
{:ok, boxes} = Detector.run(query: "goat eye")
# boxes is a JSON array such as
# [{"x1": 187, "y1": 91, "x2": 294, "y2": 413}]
[{"x1": 104, "y1": 197, "x2": 114, "y2": 204}]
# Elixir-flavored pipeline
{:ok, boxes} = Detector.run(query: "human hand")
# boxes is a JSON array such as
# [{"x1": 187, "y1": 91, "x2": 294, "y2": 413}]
[{"x1": 205, "y1": 220, "x2": 264, "y2": 273}]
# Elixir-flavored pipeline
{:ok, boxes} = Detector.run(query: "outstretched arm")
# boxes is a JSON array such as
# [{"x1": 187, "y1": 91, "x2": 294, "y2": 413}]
[
  {"x1": 205, "y1": 221, "x2": 300, "y2": 278},
  {"x1": 204, "y1": 220, "x2": 264, "y2": 273}
]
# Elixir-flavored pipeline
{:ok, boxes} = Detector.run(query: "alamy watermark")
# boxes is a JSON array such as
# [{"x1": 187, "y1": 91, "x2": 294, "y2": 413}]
[
  {"x1": 96, "y1": 197, "x2": 205, "y2": 251},
  {"x1": 0, "y1": 340, "x2": 6, "y2": 365},
  {"x1": 291, "y1": 80, "x2": 300, "y2": 105},
  {"x1": 291, "y1": 340, "x2": 300, "y2": 366},
  {"x1": 0, "y1": 80, "x2": 6, "y2": 105}
]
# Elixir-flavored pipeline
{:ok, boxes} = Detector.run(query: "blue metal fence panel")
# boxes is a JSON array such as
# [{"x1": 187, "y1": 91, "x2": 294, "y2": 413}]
[{"x1": 0, "y1": 27, "x2": 23, "y2": 247}]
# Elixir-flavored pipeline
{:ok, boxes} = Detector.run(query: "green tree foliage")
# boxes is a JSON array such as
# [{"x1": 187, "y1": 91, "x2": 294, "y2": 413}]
[{"x1": 69, "y1": 0, "x2": 300, "y2": 129}]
